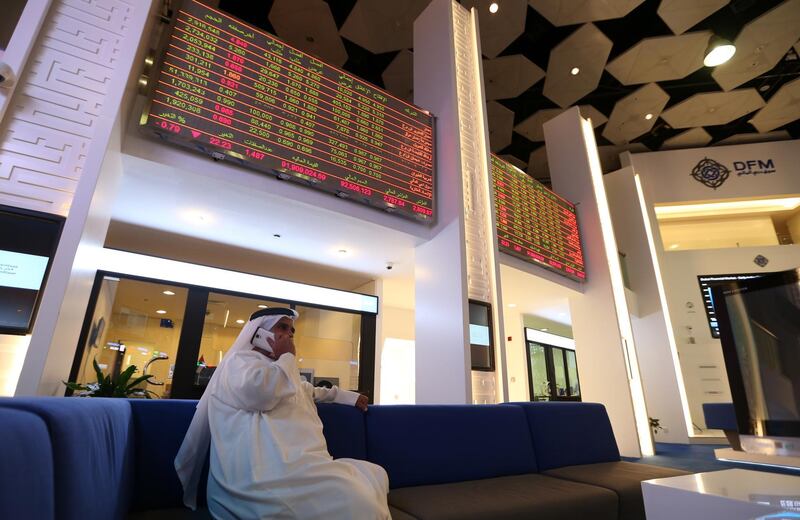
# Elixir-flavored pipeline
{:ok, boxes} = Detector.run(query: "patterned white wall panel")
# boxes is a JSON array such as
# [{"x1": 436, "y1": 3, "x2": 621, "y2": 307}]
[
  {"x1": 0, "y1": 0, "x2": 134, "y2": 216},
  {"x1": 452, "y1": 4, "x2": 492, "y2": 304}
]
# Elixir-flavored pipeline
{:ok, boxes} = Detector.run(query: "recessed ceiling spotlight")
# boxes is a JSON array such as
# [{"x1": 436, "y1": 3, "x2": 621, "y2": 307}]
[
  {"x1": 758, "y1": 84, "x2": 770, "y2": 92},
  {"x1": 540, "y1": 328, "x2": 549, "y2": 332},
  {"x1": 489, "y1": 2, "x2": 499, "y2": 13},
  {"x1": 570, "y1": 67, "x2": 580, "y2": 76},
  {"x1": 703, "y1": 35, "x2": 736, "y2": 67},
  {"x1": 508, "y1": 303, "x2": 517, "y2": 308},
  {"x1": 644, "y1": 113, "x2": 654, "y2": 120},
  {"x1": 162, "y1": 290, "x2": 175, "y2": 296},
  {"x1": 258, "y1": 304, "x2": 268, "y2": 309},
  {"x1": 156, "y1": 309, "x2": 167, "y2": 314},
  {"x1": 235, "y1": 319, "x2": 245, "y2": 324},
  {"x1": 669, "y1": 244, "x2": 680, "y2": 250}
]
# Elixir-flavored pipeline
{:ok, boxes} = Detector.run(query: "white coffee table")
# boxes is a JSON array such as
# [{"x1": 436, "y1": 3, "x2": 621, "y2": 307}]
[{"x1": 642, "y1": 468, "x2": 800, "y2": 519}]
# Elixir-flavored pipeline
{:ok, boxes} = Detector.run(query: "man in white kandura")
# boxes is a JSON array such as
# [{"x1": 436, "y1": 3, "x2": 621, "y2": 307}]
[{"x1": 175, "y1": 307, "x2": 391, "y2": 519}]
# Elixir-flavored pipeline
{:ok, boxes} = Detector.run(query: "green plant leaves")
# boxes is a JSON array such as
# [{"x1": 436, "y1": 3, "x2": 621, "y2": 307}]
[{"x1": 63, "y1": 357, "x2": 159, "y2": 398}]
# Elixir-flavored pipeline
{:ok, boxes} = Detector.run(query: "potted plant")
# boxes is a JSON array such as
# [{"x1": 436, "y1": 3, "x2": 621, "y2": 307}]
[
  {"x1": 648, "y1": 417, "x2": 665, "y2": 447},
  {"x1": 63, "y1": 358, "x2": 157, "y2": 398}
]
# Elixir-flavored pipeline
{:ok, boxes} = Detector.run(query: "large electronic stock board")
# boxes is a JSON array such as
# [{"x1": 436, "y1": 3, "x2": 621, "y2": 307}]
[
  {"x1": 491, "y1": 155, "x2": 585, "y2": 282},
  {"x1": 142, "y1": 0, "x2": 435, "y2": 223}
]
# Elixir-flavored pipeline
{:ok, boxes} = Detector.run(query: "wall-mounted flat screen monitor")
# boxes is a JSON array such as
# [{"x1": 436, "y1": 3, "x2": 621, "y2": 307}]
[
  {"x1": 490, "y1": 155, "x2": 585, "y2": 282},
  {"x1": 469, "y1": 300, "x2": 494, "y2": 371},
  {"x1": 698, "y1": 273, "x2": 764, "y2": 338},
  {"x1": 711, "y1": 268, "x2": 800, "y2": 456},
  {"x1": 141, "y1": 0, "x2": 435, "y2": 223},
  {"x1": 0, "y1": 206, "x2": 63, "y2": 335}
]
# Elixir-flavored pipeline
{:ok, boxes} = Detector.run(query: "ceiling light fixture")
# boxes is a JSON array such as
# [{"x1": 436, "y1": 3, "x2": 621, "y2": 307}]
[
  {"x1": 644, "y1": 113, "x2": 653, "y2": 120},
  {"x1": 703, "y1": 35, "x2": 736, "y2": 67},
  {"x1": 540, "y1": 328, "x2": 549, "y2": 332},
  {"x1": 258, "y1": 304, "x2": 268, "y2": 309},
  {"x1": 489, "y1": 2, "x2": 499, "y2": 14},
  {"x1": 235, "y1": 319, "x2": 245, "y2": 324},
  {"x1": 508, "y1": 303, "x2": 517, "y2": 308},
  {"x1": 156, "y1": 309, "x2": 167, "y2": 314},
  {"x1": 570, "y1": 67, "x2": 580, "y2": 76},
  {"x1": 655, "y1": 197, "x2": 800, "y2": 220},
  {"x1": 162, "y1": 290, "x2": 175, "y2": 296}
]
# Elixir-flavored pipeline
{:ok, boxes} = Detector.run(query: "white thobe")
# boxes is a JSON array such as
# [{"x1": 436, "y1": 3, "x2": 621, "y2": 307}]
[{"x1": 206, "y1": 350, "x2": 391, "y2": 520}]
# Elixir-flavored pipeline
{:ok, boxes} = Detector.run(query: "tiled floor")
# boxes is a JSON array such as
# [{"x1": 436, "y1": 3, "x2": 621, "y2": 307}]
[{"x1": 628, "y1": 443, "x2": 800, "y2": 476}]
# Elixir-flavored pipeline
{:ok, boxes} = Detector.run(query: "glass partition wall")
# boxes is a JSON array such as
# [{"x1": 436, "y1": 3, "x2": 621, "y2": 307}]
[{"x1": 69, "y1": 272, "x2": 376, "y2": 400}]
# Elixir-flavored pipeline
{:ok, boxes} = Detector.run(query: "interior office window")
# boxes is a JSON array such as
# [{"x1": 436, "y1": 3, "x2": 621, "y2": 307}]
[
  {"x1": 195, "y1": 293, "x2": 288, "y2": 388},
  {"x1": 73, "y1": 276, "x2": 187, "y2": 398},
  {"x1": 294, "y1": 305, "x2": 362, "y2": 391},
  {"x1": 526, "y1": 340, "x2": 581, "y2": 402},
  {"x1": 528, "y1": 344, "x2": 550, "y2": 401}
]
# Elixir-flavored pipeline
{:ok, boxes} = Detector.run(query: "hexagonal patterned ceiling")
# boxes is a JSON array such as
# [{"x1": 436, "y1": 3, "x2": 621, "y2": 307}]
[{"x1": 219, "y1": 0, "x2": 800, "y2": 180}]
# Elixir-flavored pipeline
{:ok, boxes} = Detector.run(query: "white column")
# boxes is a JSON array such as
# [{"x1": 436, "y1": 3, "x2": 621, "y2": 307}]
[
  {"x1": 605, "y1": 167, "x2": 692, "y2": 443},
  {"x1": 6, "y1": 0, "x2": 155, "y2": 395},
  {"x1": 413, "y1": 0, "x2": 505, "y2": 404},
  {"x1": 544, "y1": 107, "x2": 652, "y2": 456}
]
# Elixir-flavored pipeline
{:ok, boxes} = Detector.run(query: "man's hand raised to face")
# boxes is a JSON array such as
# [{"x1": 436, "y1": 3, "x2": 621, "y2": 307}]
[{"x1": 267, "y1": 317, "x2": 296, "y2": 359}]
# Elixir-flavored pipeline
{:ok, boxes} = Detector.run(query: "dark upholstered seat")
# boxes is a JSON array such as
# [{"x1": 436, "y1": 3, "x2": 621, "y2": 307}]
[
  {"x1": 544, "y1": 461, "x2": 688, "y2": 520},
  {"x1": 387, "y1": 474, "x2": 618, "y2": 520}
]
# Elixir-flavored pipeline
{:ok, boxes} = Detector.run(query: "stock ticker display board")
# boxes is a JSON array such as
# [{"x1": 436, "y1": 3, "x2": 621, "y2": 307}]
[
  {"x1": 491, "y1": 155, "x2": 585, "y2": 282},
  {"x1": 142, "y1": 0, "x2": 435, "y2": 223}
]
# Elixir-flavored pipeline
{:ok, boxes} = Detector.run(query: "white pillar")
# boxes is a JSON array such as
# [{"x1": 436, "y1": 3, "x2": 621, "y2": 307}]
[
  {"x1": 606, "y1": 167, "x2": 692, "y2": 444},
  {"x1": 412, "y1": 0, "x2": 506, "y2": 404},
  {"x1": 544, "y1": 107, "x2": 652, "y2": 457},
  {"x1": 5, "y1": 0, "x2": 155, "y2": 395}
]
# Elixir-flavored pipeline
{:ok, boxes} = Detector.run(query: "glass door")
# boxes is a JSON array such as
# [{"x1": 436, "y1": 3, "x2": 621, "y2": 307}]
[{"x1": 526, "y1": 341, "x2": 581, "y2": 401}]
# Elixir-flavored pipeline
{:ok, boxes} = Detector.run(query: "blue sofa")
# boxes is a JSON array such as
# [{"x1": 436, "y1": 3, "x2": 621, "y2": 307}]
[{"x1": 0, "y1": 397, "x2": 686, "y2": 519}]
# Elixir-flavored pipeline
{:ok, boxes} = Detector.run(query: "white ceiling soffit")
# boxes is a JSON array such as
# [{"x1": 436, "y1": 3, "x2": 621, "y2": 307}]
[
  {"x1": 499, "y1": 154, "x2": 528, "y2": 171},
  {"x1": 602, "y1": 83, "x2": 669, "y2": 145},
  {"x1": 382, "y1": 49, "x2": 414, "y2": 102},
  {"x1": 711, "y1": 0, "x2": 800, "y2": 92},
  {"x1": 660, "y1": 88, "x2": 765, "y2": 128},
  {"x1": 483, "y1": 55, "x2": 545, "y2": 100},
  {"x1": 543, "y1": 23, "x2": 614, "y2": 108},
  {"x1": 515, "y1": 105, "x2": 606, "y2": 142},
  {"x1": 660, "y1": 127, "x2": 712, "y2": 149},
  {"x1": 528, "y1": 0, "x2": 644, "y2": 26},
  {"x1": 269, "y1": 0, "x2": 348, "y2": 67},
  {"x1": 749, "y1": 76, "x2": 800, "y2": 133},
  {"x1": 714, "y1": 130, "x2": 791, "y2": 145},
  {"x1": 339, "y1": 0, "x2": 429, "y2": 54},
  {"x1": 487, "y1": 101, "x2": 515, "y2": 151},
  {"x1": 527, "y1": 145, "x2": 550, "y2": 179},
  {"x1": 596, "y1": 142, "x2": 649, "y2": 172},
  {"x1": 656, "y1": 0, "x2": 730, "y2": 35},
  {"x1": 462, "y1": 0, "x2": 528, "y2": 59},
  {"x1": 605, "y1": 31, "x2": 710, "y2": 85}
]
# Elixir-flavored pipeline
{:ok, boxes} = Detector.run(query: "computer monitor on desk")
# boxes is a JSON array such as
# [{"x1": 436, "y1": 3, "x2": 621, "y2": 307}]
[{"x1": 712, "y1": 268, "x2": 800, "y2": 457}]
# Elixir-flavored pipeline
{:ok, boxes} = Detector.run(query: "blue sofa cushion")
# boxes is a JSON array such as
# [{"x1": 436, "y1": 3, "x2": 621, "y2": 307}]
[
  {"x1": 510, "y1": 402, "x2": 620, "y2": 471},
  {"x1": 0, "y1": 408, "x2": 55, "y2": 520},
  {"x1": 317, "y1": 403, "x2": 367, "y2": 460},
  {"x1": 702, "y1": 402, "x2": 737, "y2": 431},
  {"x1": 128, "y1": 399, "x2": 209, "y2": 511},
  {"x1": 365, "y1": 405, "x2": 538, "y2": 488},
  {"x1": 0, "y1": 397, "x2": 133, "y2": 520}
]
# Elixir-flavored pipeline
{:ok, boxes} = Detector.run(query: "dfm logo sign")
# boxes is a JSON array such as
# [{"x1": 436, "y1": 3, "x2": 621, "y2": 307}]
[
  {"x1": 733, "y1": 159, "x2": 776, "y2": 176},
  {"x1": 691, "y1": 157, "x2": 776, "y2": 189}
]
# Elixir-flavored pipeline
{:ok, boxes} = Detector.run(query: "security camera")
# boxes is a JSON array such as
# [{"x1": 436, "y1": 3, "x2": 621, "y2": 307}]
[
  {"x1": 0, "y1": 62, "x2": 16, "y2": 88},
  {"x1": 385, "y1": 262, "x2": 394, "y2": 270}
]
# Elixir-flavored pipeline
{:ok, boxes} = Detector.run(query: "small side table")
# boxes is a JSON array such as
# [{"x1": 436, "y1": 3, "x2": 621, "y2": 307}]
[{"x1": 642, "y1": 468, "x2": 800, "y2": 519}]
